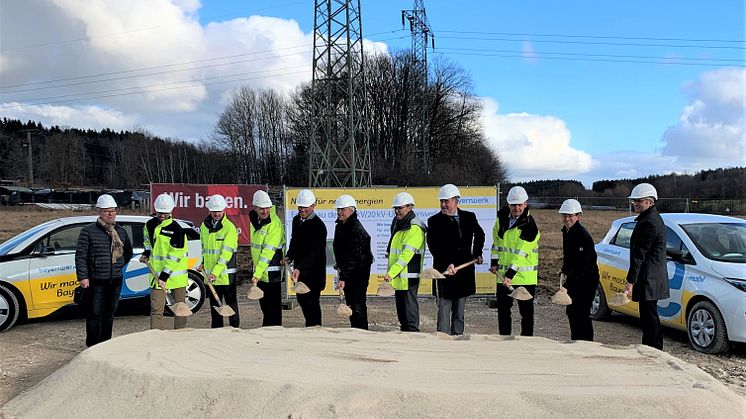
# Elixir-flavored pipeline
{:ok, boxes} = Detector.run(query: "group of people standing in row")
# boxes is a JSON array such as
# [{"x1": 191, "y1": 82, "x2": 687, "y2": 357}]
[{"x1": 75, "y1": 182, "x2": 669, "y2": 352}]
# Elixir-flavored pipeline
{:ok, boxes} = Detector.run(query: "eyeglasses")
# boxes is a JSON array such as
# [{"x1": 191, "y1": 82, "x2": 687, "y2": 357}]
[
  {"x1": 630, "y1": 199, "x2": 647, "y2": 204},
  {"x1": 393, "y1": 206, "x2": 405, "y2": 211}
]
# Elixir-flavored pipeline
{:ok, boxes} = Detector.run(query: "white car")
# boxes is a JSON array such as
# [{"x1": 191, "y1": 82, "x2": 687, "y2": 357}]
[
  {"x1": 592, "y1": 213, "x2": 746, "y2": 354},
  {"x1": 0, "y1": 215, "x2": 206, "y2": 332}
]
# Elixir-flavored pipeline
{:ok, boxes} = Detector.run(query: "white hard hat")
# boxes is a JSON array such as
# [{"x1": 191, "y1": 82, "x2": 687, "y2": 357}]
[
  {"x1": 206, "y1": 194, "x2": 227, "y2": 211},
  {"x1": 558, "y1": 199, "x2": 582, "y2": 214},
  {"x1": 628, "y1": 183, "x2": 658, "y2": 201},
  {"x1": 506, "y1": 186, "x2": 529, "y2": 205},
  {"x1": 335, "y1": 194, "x2": 356, "y2": 209},
  {"x1": 95, "y1": 194, "x2": 117, "y2": 209},
  {"x1": 296, "y1": 189, "x2": 316, "y2": 207},
  {"x1": 392, "y1": 192, "x2": 415, "y2": 207},
  {"x1": 153, "y1": 193, "x2": 175, "y2": 213},
  {"x1": 438, "y1": 184, "x2": 461, "y2": 200},
  {"x1": 252, "y1": 190, "x2": 272, "y2": 208}
]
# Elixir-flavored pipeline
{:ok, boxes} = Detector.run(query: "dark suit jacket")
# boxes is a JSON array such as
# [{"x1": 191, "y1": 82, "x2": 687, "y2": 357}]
[
  {"x1": 286, "y1": 213, "x2": 327, "y2": 292},
  {"x1": 426, "y1": 209, "x2": 485, "y2": 299},
  {"x1": 626, "y1": 206, "x2": 670, "y2": 301}
]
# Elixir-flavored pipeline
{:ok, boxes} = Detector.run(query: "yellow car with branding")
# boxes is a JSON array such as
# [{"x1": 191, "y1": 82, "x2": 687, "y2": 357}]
[
  {"x1": 0, "y1": 215, "x2": 205, "y2": 332},
  {"x1": 592, "y1": 213, "x2": 746, "y2": 354}
]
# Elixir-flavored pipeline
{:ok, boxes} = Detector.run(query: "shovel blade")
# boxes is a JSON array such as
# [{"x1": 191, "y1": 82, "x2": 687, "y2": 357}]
[
  {"x1": 213, "y1": 305, "x2": 236, "y2": 317},
  {"x1": 294, "y1": 281, "x2": 311, "y2": 294},
  {"x1": 550, "y1": 290, "x2": 572, "y2": 306},
  {"x1": 376, "y1": 282, "x2": 395, "y2": 297},
  {"x1": 247, "y1": 286, "x2": 264, "y2": 300},
  {"x1": 420, "y1": 267, "x2": 445, "y2": 280},
  {"x1": 610, "y1": 292, "x2": 631, "y2": 306},
  {"x1": 171, "y1": 302, "x2": 193, "y2": 317},
  {"x1": 336, "y1": 303, "x2": 353, "y2": 317},
  {"x1": 509, "y1": 286, "x2": 533, "y2": 301}
]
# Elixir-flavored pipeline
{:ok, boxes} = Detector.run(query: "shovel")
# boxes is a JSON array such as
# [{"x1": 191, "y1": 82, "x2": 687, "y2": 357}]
[
  {"x1": 610, "y1": 292, "x2": 631, "y2": 306},
  {"x1": 550, "y1": 273, "x2": 572, "y2": 306},
  {"x1": 199, "y1": 268, "x2": 236, "y2": 317},
  {"x1": 376, "y1": 280, "x2": 395, "y2": 297},
  {"x1": 287, "y1": 265, "x2": 311, "y2": 295},
  {"x1": 247, "y1": 281, "x2": 264, "y2": 300},
  {"x1": 146, "y1": 263, "x2": 192, "y2": 317},
  {"x1": 496, "y1": 272, "x2": 533, "y2": 301},
  {"x1": 336, "y1": 288, "x2": 352, "y2": 317},
  {"x1": 420, "y1": 259, "x2": 479, "y2": 280}
]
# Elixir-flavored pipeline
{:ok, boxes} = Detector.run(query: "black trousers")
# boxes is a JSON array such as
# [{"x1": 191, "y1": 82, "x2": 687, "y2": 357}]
[
  {"x1": 495, "y1": 284, "x2": 535, "y2": 336},
  {"x1": 395, "y1": 279, "x2": 420, "y2": 332},
  {"x1": 258, "y1": 281, "x2": 282, "y2": 327},
  {"x1": 639, "y1": 299, "x2": 663, "y2": 349},
  {"x1": 85, "y1": 280, "x2": 122, "y2": 347},
  {"x1": 297, "y1": 288, "x2": 322, "y2": 327},
  {"x1": 208, "y1": 281, "x2": 239, "y2": 328},
  {"x1": 566, "y1": 286, "x2": 595, "y2": 341},
  {"x1": 344, "y1": 271, "x2": 370, "y2": 330}
]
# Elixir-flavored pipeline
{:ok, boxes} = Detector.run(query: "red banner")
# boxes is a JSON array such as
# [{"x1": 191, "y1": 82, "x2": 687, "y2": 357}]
[{"x1": 150, "y1": 184, "x2": 266, "y2": 245}]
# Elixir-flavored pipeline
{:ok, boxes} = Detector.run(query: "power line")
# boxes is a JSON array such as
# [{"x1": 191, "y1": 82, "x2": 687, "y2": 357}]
[
  {"x1": 437, "y1": 29, "x2": 744, "y2": 44},
  {"x1": 437, "y1": 35, "x2": 746, "y2": 50}
]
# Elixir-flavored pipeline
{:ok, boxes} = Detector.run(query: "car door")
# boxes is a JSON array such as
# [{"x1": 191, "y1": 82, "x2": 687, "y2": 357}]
[
  {"x1": 597, "y1": 222, "x2": 637, "y2": 316},
  {"x1": 26, "y1": 223, "x2": 85, "y2": 313},
  {"x1": 658, "y1": 226, "x2": 692, "y2": 329},
  {"x1": 117, "y1": 221, "x2": 150, "y2": 298}
]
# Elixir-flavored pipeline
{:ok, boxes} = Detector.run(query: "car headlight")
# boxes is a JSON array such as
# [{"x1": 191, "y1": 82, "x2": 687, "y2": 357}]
[{"x1": 725, "y1": 277, "x2": 746, "y2": 292}]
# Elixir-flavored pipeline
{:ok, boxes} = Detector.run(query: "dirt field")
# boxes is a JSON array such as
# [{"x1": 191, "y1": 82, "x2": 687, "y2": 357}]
[{"x1": 0, "y1": 207, "x2": 744, "y2": 406}]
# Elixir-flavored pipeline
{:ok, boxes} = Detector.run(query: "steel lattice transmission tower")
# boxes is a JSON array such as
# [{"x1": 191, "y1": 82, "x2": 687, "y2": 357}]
[
  {"x1": 402, "y1": 0, "x2": 434, "y2": 173},
  {"x1": 308, "y1": 0, "x2": 372, "y2": 187}
]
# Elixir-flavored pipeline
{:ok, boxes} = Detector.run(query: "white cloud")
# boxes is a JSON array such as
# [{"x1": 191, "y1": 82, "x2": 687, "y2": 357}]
[
  {"x1": 521, "y1": 40, "x2": 539, "y2": 63},
  {"x1": 661, "y1": 67, "x2": 745, "y2": 168},
  {"x1": 480, "y1": 97, "x2": 595, "y2": 182},
  {"x1": 0, "y1": 102, "x2": 137, "y2": 131}
]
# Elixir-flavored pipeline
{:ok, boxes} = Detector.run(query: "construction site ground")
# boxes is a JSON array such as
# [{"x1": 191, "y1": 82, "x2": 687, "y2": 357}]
[{"x1": 0, "y1": 208, "x2": 744, "y2": 405}]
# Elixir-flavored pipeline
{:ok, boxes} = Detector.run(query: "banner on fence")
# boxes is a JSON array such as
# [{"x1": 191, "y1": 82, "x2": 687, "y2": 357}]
[
  {"x1": 284, "y1": 186, "x2": 498, "y2": 296},
  {"x1": 150, "y1": 184, "x2": 266, "y2": 245}
]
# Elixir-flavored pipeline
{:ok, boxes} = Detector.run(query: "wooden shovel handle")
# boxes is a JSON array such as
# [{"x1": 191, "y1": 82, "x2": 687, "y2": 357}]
[
  {"x1": 145, "y1": 262, "x2": 168, "y2": 292},
  {"x1": 442, "y1": 258, "x2": 479, "y2": 276}
]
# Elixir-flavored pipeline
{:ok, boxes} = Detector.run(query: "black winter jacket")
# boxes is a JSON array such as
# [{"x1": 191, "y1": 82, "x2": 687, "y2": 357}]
[
  {"x1": 333, "y1": 212, "x2": 373, "y2": 282},
  {"x1": 561, "y1": 221, "x2": 599, "y2": 298},
  {"x1": 427, "y1": 209, "x2": 485, "y2": 298},
  {"x1": 75, "y1": 221, "x2": 133, "y2": 282},
  {"x1": 286, "y1": 213, "x2": 328, "y2": 291},
  {"x1": 626, "y1": 206, "x2": 670, "y2": 301}
]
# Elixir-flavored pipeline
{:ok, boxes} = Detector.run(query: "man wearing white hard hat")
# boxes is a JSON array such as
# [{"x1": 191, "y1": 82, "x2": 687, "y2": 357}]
[
  {"x1": 427, "y1": 184, "x2": 485, "y2": 335},
  {"x1": 489, "y1": 185, "x2": 540, "y2": 336},
  {"x1": 199, "y1": 194, "x2": 239, "y2": 328},
  {"x1": 625, "y1": 183, "x2": 668, "y2": 349},
  {"x1": 75, "y1": 194, "x2": 133, "y2": 346},
  {"x1": 140, "y1": 193, "x2": 190, "y2": 330},
  {"x1": 385, "y1": 191, "x2": 427, "y2": 332},
  {"x1": 249, "y1": 190, "x2": 285, "y2": 326},
  {"x1": 283, "y1": 189, "x2": 327, "y2": 326},
  {"x1": 333, "y1": 194, "x2": 374, "y2": 330},
  {"x1": 558, "y1": 199, "x2": 599, "y2": 341}
]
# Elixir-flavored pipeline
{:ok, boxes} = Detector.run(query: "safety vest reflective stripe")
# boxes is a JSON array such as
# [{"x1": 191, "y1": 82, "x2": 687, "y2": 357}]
[
  {"x1": 266, "y1": 266, "x2": 282, "y2": 272},
  {"x1": 224, "y1": 268, "x2": 237, "y2": 274},
  {"x1": 497, "y1": 264, "x2": 538, "y2": 272},
  {"x1": 162, "y1": 267, "x2": 173, "y2": 275},
  {"x1": 251, "y1": 243, "x2": 262, "y2": 250},
  {"x1": 391, "y1": 247, "x2": 422, "y2": 255},
  {"x1": 217, "y1": 257, "x2": 228, "y2": 266},
  {"x1": 404, "y1": 272, "x2": 420, "y2": 278},
  {"x1": 167, "y1": 255, "x2": 181, "y2": 263},
  {"x1": 151, "y1": 255, "x2": 168, "y2": 261},
  {"x1": 396, "y1": 259, "x2": 407, "y2": 267},
  {"x1": 203, "y1": 249, "x2": 222, "y2": 255},
  {"x1": 222, "y1": 245, "x2": 237, "y2": 253},
  {"x1": 260, "y1": 256, "x2": 271, "y2": 264}
]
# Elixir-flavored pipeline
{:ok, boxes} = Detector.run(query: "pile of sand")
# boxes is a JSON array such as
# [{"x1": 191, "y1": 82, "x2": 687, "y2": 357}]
[{"x1": 3, "y1": 327, "x2": 744, "y2": 418}]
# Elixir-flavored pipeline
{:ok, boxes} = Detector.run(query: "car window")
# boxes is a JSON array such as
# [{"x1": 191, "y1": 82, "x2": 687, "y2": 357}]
[
  {"x1": 33, "y1": 224, "x2": 85, "y2": 255},
  {"x1": 120, "y1": 222, "x2": 145, "y2": 249},
  {"x1": 665, "y1": 227, "x2": 692, "y2": 259},
  {"x1": 682, "y1": 223, "x2": 746, "y2": 263},
  {"x1": 611, "y1": 222, "x2": 635, "y2": 249}
]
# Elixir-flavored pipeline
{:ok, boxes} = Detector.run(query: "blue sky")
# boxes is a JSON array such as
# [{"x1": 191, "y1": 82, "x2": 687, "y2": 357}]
[{"x1": 1, "y1": 0, "x2": 744, "y2": 188}]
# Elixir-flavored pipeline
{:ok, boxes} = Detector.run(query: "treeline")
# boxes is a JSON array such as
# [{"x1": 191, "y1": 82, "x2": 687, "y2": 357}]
[
  {"x1": 513, "y1": 168, "x2": 746, "y2": 199},
  {"x1": 0, "y1": 52, "x2": 507, "y2": 189}
]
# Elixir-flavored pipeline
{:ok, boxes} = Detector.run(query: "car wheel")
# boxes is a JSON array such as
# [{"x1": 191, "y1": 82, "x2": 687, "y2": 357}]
[
  {"x1": 0, "y1": 284, "x2": 21, "y2": 332},
  {"x1": 687, "y1": 300, "x2": 729, "y2": 354},
  {"x1": 165, "y1": 271, "x2": 206, "y2": 315},
  {"x1": 589, "y1": 283, "x2": 611, "y2": 320}
]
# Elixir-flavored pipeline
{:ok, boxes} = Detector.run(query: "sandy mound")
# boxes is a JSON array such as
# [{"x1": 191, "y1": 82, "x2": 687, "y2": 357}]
[{"x1": 3, "y1": 327, "x2": 744, "y2": 418}]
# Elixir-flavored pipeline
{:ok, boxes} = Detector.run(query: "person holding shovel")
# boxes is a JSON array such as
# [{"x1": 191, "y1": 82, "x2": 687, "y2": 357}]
[
  {"x1": 140, "y1": 193, "x2": 190, "y2": 330},
  {"x1": 558, "y1": 199, "x2": 599, "y2": 341},
  {"x1": 283, "y1": 189, "x2": 327, "y2": 327},
  {"x1": 75, "y1": 194, "x2": 133, "y2": 346},
  {"x1": 489, "y1": 186, "x2": 540, "y2": 336},
  {"x1": 385, "y1": 192, "x2": 427, "y2": 332},
  {"x1": 249, "y1": 190, "x2": 286, "y2": 327},
  {"x1": 333, "y1": 194, "x2": 374, "y2": 330},
  {"x1": 198, "y1": 194, "x2": 239, "y2": 328},
  {"x1": 427, "y1": 184, "x2": 485, "y2": 335}
]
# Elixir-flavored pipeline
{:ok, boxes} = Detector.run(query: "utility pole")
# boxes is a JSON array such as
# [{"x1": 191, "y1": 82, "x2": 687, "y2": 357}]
[
  {"x1": 20, "y1": 129, "x2": 37, "y2": 187},
  {"x1": 308, "y1": 0, "x2": 372, "y2": 187},
  {"x1": 402, "y1": 0, "x2": 435, "y2": 174}
]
